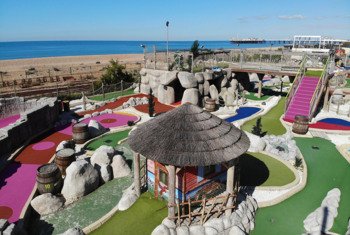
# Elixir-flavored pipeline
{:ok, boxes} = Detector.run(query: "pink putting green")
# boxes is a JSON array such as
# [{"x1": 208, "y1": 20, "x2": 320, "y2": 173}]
[
  {"x1": 0, "y1": 163, "x2": 40, "y2": 223},
  {"x1": 32, "y1": 141, "x2": 56, "y2": 151},
  {"x1": 0, "y1": 114, "x2": 20, "y2": 129},
  {"x1": 58, "y1": 113, "x2": 138, "y2": 136}
]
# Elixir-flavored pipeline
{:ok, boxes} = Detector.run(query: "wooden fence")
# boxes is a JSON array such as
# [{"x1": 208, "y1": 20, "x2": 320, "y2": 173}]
[{"x1": 168, "y1": 193, "x2": 237, "y2": 226}]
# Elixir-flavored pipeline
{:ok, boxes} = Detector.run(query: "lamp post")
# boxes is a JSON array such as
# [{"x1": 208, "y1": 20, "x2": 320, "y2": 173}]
[
  {"x1": 140, "y1": 44, "x2": 147, "y2": 93},
  {"x1": 140, "y1": 44, "x2": 147, "y2": 69},
  {"x1": 166, "y1": 21, "x2": 170, "y2": 70}
]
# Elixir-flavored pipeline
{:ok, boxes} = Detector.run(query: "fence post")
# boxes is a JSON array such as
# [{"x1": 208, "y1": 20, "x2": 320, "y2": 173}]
[
  {"x1": 13, "y1": 82, "x2": 17, "y2": 97},
  {"x1": 102, "y1": 83, "x2": 105, "y2": 101},
  {"x1": 154, "y1": 45, "x2": 157, "y2": 70},
  {"x1": 121, "y1": 80, "x2": 124, "y2": 97},
  {"x1": 91, "y1": 81, "x2": 95, "y2": 96},
  {"x1": 56, "y1": 83, "x2": 59, "y2": 97}
]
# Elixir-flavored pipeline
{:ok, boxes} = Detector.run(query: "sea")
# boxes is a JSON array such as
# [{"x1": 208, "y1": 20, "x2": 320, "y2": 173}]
[{"x1": 0, "y1": 41, "x2": 285, "y2": 60}]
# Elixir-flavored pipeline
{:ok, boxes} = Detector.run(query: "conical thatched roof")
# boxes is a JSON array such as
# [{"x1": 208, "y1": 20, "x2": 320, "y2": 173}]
[{"x1": 128, "y1": 103, "x2": 250, "y2": 167}]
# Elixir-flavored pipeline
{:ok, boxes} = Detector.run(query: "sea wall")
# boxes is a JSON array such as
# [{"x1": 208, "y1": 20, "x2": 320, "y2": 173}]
[{"x1": 0, "y1": 97, "x2": 59, "y2": 159}]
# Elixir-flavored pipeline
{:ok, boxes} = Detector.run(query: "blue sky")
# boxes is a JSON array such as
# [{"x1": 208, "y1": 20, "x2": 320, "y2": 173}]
[{"x1": 0, "y1": 0, "x2": 349, "y2": 41}]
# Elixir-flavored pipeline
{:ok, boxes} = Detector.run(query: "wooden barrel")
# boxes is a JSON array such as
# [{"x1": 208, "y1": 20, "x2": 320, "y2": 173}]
[
  {"x1": 55, "y1": 148, "x2": 75, "y2": 176},
  {"x1": 36, "y1": 164, "x2": 63, "y2": 195},
  {"x1": 72, "y1": 123, "x2": 89, "y2": 144},
  {"x1": 205, "y1": 98, "x2": 216, "y2": 112},
  {"x1": 292, "y1": 115, "x2": 309, "y2": 135}
]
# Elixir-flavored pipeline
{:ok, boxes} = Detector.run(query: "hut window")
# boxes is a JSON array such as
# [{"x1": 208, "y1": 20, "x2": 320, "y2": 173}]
[
  {"x1": 159, "y1": 169, "x2": 168, "y2": 185},
  {"x1": 204, "y1": 165, "x2": 216, "y2": 177}
]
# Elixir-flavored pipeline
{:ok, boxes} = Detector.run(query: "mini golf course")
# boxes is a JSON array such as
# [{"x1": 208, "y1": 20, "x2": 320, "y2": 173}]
[
  {"x1": 225, "y1": 107, "x2": 261, "y2": 123},
  {"x1": 89, "y1": 89, "x2": 135, "y2": 101},
  {"x1": 31, "y1": 144, "x2": 134, "y2": 235},
  {"x1": 0, "y1": 112, "x2": 138, "y2": 223},
  {"x1": 0, "y1": 114, "x2": 21, "y2": 129},
  {"x1": 240, "y1": 152, "x2": 295, "y2": 187},
  {"x1": 91, "y1": 192, "x2": 168, "y2": 235},
  {"x1": 242, "y1": 97, "x2": 286, "y2": 136},
  {"x1": 245, "y1": 93, "x2": 271, "y2": 101},
  {"x1": 252, "y1": 138, "x2": 350, "y2": 235},
  {"x1": 85, "y1": 129, "x2": 131, "y2": 151}
]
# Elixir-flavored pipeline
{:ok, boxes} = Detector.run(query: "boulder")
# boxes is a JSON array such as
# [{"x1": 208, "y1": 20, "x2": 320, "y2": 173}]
[
  {"x1": 99, "y1": 164, "x2": 113, "y2": 184},
  {"x1": 204, "y1": 81, "x2": 210, "y2": 96},
  {"x1": 224, "y1": 68, "x2": 232, "y2": 79},
  {"x1": 176, "y1": 226, "x2": 189, "y2": 235},
  {"x1": 229, "y1": 225, "x2": 246, "y2": 235},
  {"x1": 209, "y1": 85, "x2": 219, "y2": 101},
  {"x1": 230, "y1": 79, "x2": 238, "y2": 89},
  {"x1": 140, "y1": 84, "x2": 151, "y2": 94},
  {"x1": 140, "y1": 68, "x2": 147, "y2": 76},
  {"x1": 118, "y1": 184, "x2": 139, "y2": 211},
  {"x1": 90, "y1": 146, "x2": 115, "y2": 167},
  {"x1": 178, "y1": 72, "x2": 197, "y2": 88},
  {"x1": 226, "y1": 93, "x2": 235, "y2": 106},
  {"x1": 203, "y1": 71, "x2": 213, "y2": 81},
  {"x1": 88, "y1": 120, "x2": 107, "y2": 138},
  {"x1": 221, "y1": 77, "x2": 228, "y2": 87},
  {"x1": 141, "y1": 75, "x2": 150, "y2": 84},
  {"x1": 204, "y1": 226, "x2": 218, "y2": 235},
  {"x1": 282, "y1": 76, "x2": 290, "y2": 83},
  {"x1": 0, "y1": 219, "x2": 8, "y2": 233},
  {"x1": 3, "y1": 224, "x2": 15, "y2": 235},
  {"x1": 111, "y1": 155, "x2": 131, "y2": 178},
  {"x1": 56, "y1": 140, "x2": 75, "y2": 152},
  {"x1": 160, "y1": 71, "x2": 178, "y2": 85},
  {"x1": 182, "y1": 88, "x2": 199, "y2": 105},
  {"x1": 249, "y1": 73, "x2": 259, "y2": 82},
  {"x1": 204, "y1": 218, "x2": 224, "y2": 232},
  {"x1": 91, "y1": 112, "x2": 99, "y2": 117},
  {"x1": 152, "y1": 224, "x2": 170, "y2": 235},
  {"x1": 195, "y1": 72, "x2": 204, "y2": 84},
  {"x1": 198, "y1": 84, "x2": 204, "y2": 96},
  {"x1": 189, "y1": 225, "x2": 205, "y2": 235},
  {"x1": 162, "y1": 218, "x2": 176, "y2": 229},
  {"x1": 158, "y1": 85, "x2": 175, "y2": 105},
  {"x1": 61, "y1": 160, "x2": 99, "y2": 203},
  {"x1": 31, "y1": 193, "x2": 64, "y2": 216},
  {"x1": 58, "y1": 227, "x2": 85, "y2": 235},
  {"x1": 245, "y1": 132, "x2": 266, "y2": 152},
  {"x1": 222, "y1": 216, "x2": 232, "y2": 230}
]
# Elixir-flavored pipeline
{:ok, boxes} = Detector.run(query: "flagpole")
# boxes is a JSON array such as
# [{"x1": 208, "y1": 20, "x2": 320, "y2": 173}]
[{"x1": 166, "y1": 21, "x2": 169, "y2": 71}]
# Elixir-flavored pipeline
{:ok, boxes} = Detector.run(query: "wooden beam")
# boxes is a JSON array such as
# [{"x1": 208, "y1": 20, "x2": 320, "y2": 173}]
[
  {"x1": 133, "y1": 152, "x2": 141, "y2": 196},
  {"x1": 225, "y1": 162, "x2": 235, "y2": 216},
  {"x1": 166, "y1": 165, "x2": 176, "y2": 218},
  {"x1": 154, "y1": 162, "x2": 159, "y2": 199}
]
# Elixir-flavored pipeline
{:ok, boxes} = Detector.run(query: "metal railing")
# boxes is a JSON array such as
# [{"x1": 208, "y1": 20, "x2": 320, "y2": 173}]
[
  {"x1": 285, "y1": 55, "x2": 307, "y2": 112},
  {"x1": 308, "y1": 56, "x2": 331, "y2": 118}
]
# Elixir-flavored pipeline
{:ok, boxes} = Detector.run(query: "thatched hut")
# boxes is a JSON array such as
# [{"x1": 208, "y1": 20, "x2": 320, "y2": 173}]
[{"x1": 128, "y1": 103, "x2": 250, "y2": 218}]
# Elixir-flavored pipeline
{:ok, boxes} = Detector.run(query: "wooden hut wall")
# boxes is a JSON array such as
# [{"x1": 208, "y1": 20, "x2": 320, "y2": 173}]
[
  {"x1": 147, "y1": 159, "x2": 183, "y2": 201},
  {"x1": 147, "y1": 159, "x2": 227, "y2": 201}
]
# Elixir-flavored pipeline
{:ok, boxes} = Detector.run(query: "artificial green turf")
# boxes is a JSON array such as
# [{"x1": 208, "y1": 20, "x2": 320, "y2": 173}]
[
  {"x1": 242, "y1": 97, "x2": 286, "y2": 135},
  {"x1": 305, "y1": 70, "x2": 323, "y2": 78},
  {"x1": 85, "y1": 130, "x2": 131, "y2": 151},
  {"x1": 346, "y1": 79, "x2": 350, "y2": 88},
  {"x1": 252, "y1": 138, "x2": 350, "y2": 235},
  {"x1": 240, "y1": 152, "x2": 295, "y2": 187},
  {"x1": 89, "y1": 89, "x2": 135, "y2": 101},
  {"x1": 245, "y1": 93, "x2": 271, "y2": 101},
  {"x1": 91, "y1": 192, "x2": 168, "y2": 235}
]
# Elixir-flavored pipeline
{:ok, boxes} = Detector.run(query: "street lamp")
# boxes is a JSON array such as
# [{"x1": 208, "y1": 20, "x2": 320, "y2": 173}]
[
  {"x1": 140, "y1": 44, "x2": 147, "y2": 69},
  {"x1": 166, "y1": 21, "x2": 170, "y2": 70}
]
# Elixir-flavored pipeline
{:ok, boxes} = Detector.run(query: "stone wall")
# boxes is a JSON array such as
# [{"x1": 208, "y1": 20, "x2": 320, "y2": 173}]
[
  {"x1": 137, "y1": 68, "x2": 239, "y2": 107},
  {"x1": 0, "y1": 97, "x2": 59, "y2": 159}
]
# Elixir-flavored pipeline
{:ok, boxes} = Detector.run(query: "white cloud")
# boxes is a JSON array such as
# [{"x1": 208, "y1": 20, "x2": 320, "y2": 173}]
[{"x1": 278, "y1": 15, "x2": 305, "y2": 20}]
